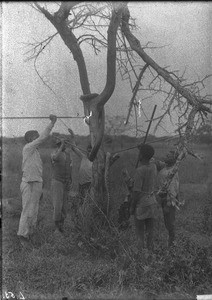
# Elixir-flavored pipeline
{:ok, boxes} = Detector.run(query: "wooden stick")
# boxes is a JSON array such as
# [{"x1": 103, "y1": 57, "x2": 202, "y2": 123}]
[
  {"x1": 143, "y1": 105, "x2": 157, "y2": 144},
  {"x1": 125, "y1": 64, "x2": 149, "y2": 125},
  {"x1": 1, "y1": 116, "x2": 84, "y2": 119},
  {"x1": 110, "y1": 133, "x2": 181, "y2": 155},
  {"x1": 135, "y1": 104, "x2": 157, "y2": 168}
]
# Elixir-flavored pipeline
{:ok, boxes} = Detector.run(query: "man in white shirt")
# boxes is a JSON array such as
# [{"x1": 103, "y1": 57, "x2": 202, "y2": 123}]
[{"x1": 18, "y1": 114, "x2": 57, "y2": 246}]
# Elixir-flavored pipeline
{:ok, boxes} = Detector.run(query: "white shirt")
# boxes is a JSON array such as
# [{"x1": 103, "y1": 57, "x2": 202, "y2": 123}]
[{"x1": 22, "y1": 123, "x2": 54, "y2": 182}]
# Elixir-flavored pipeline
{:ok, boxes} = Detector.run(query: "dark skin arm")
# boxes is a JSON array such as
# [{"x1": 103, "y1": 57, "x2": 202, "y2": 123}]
[
  {"x1": 52, "y1": 139, "x2": 65, "y2": 161},
  {"x1": 67, "y1": 128, "x2": 84, "y2": 159},
  {"x1": 150, "y1": 158, "x2": 166, "y2": 172}
]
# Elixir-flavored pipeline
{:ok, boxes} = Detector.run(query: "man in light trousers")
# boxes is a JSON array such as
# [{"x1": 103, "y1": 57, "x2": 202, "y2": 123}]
[{"x1": 17, "y1": 114, "x2": 57, "y2": 247}]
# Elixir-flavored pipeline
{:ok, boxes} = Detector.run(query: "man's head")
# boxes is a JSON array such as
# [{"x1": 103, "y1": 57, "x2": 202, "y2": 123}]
[
  {"x1": 138, "y1": 144, "x2": 155, "y2": 162},
  {"x1": 24, "y1": 130, "x2": 39, "y2": 143},
  {"x1": 56, "y1": 138, "x2": 67, "y2": 151},
  {"x1": 164, "y1": 150, "x2": 178, "y2": 166}
]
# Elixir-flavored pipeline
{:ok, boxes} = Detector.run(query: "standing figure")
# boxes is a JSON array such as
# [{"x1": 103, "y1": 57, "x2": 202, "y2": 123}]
[
  {"x1": 68, "y1": 128, "x2": 92, "y2": 199},
  {"x1": 131, "y1": 144, "x2": 158, "y2": 252},
  {"x1": 18, "y1": 114, "x2": 57, "y2": 246},
  {"x1": 51, "y1": 137, "x2": 72, "y2": 233},
  {"x1": 157, "y1": 150, "x2": 180, "y2": 247}
]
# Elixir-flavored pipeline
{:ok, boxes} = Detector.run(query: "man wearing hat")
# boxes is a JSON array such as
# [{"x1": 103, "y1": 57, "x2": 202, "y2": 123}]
[
  {"x1": 51, "y1": 135, "x2": 72, "y2": 234},
  {"x1": 18, "y1": 114, "x2": 57, "y2": 247},
  {"x1": 157, "y1": 150, "x2": 180, "y2": 247}
]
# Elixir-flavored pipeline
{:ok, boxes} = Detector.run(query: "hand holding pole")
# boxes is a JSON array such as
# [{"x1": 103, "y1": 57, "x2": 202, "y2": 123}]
[{"x1": 135, "y1": 105, "x2": 157, "y2": 168}]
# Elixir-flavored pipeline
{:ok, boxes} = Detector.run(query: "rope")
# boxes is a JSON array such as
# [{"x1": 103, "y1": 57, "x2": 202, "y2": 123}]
[
  {"x1": 110, "y1": 133, "x2": 183, "y2": 155},
  {"x1": 58, "y1": 118, "x2": 70, "y2": 130},
  {"x1": 54, "y1": 138, "x2": 87, "y2": 154}
]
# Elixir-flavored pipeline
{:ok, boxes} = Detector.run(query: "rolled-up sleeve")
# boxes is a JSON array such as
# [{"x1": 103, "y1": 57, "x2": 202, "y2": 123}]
[{"x1": 25, "y1": 122, "x2": 54, "y2": 153}]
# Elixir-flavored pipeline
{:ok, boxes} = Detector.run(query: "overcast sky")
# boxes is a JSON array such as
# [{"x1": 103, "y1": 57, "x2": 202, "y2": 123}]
[{"x1": 2, "y1": 2, "x2": 212, "y2": 137}]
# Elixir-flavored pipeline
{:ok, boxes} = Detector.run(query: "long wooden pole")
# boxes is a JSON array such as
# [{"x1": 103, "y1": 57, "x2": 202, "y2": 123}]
[
  {"x1": 135, "y1": 104, "x2": 157, "y2": 168},
  {"x1": 1, "y1": 116, "x2": 84, "y2": 119}
]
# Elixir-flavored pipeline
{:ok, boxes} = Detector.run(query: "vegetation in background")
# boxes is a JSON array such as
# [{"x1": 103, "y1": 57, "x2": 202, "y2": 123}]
[{"x1": 2, "y1": 136, "x2": 212, "y2": 299}]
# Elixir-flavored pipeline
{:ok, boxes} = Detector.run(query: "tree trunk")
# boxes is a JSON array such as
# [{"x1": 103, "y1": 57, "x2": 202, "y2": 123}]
[
  {"x1": 33, "y1": 3, "x2": 124, "y2": 232},
  {"x1": 83, "y1": 99, "x2": 106, "y2": 202}
]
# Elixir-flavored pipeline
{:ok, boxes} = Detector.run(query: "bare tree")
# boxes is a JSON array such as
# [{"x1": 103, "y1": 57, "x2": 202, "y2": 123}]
[
  {"x1": 26, "y1": 2, "x2": 212, "y2": 216},
  {"x1": 28, "y1": 2, "x2": 126, "y2": 208},
  {"x1": 120, "y1": 4, "x2": 211, "y2": 192}
]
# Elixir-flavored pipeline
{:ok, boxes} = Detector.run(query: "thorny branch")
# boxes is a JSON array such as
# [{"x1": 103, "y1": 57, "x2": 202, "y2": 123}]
[
  {"x1": 24, "y1": 32, "x2": 58, "y2": 61},
  {"x1": 121, "y1": 5, "x2": 212, "y2": 113}
]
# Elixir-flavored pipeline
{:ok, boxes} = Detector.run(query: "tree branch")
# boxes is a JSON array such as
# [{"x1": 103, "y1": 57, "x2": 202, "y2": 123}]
[
  {"x1": 33, "y1": 2, "x2": 54, "y2": 21},
  {"x1": 121, "y1": 5, "x2": 212, "y2": 114},
  {"x1": 54, "y1": 2, "x2": 81, "y2": 22},
  {"x1": 97, "y1": 3, "x2": 124, "y2": 109},
  {"x1": 157, "y1": 107, "x2": 198, "y2": 198},
  {"x1": 47, "y1": 13, "x2": 91, "y2": 96}
]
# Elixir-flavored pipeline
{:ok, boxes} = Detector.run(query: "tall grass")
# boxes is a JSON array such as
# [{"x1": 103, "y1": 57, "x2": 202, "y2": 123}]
[{"x1": 2, "y1": 137, "x2": 212, "y2": 299}]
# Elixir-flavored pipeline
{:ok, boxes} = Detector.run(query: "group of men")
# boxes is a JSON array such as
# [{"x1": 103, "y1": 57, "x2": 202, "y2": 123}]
[
  {"x1": 123, "y1": 143, "x2": 180, "y2": 252},
  {"x1": 17, "y1": 114, "x2": 180, "y2": 252},
  {"x1": 17, "y1": 115, "x2": 92, "y2": 247}
]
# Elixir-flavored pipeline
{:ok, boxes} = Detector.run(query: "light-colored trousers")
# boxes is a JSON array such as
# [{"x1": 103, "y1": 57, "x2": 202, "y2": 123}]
[
  {"x1": 51, "y1": 179, "x2": 69, "y2": 223},
  {"x1": 17, "y1": 181, "x2": 42, "y2": 238}
]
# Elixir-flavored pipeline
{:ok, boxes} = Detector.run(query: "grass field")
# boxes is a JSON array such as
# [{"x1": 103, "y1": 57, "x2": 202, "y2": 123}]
[{"x1": 2, "y1": 136, "x2": 212, "y2": 300}]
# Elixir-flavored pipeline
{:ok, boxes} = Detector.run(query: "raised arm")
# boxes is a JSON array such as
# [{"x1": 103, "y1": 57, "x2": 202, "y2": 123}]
[
  {"x1": 150, "y1": 158, "x2": 166, "y2": 172},
  {"x1": 67, "y1": 128, "x2": 84, "y2": 159},
  {"x1": 51, "y1": 139, "x2": 65, "y2": 162},
  {"x1": 26, "y1": 115, "x2": 57, "y2": 150}
]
